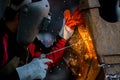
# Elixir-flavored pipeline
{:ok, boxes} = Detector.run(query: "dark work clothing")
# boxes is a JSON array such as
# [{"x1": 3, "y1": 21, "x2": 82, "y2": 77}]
[{"x1": 0, "y1": 19, "x2": 20, "y2": 79}]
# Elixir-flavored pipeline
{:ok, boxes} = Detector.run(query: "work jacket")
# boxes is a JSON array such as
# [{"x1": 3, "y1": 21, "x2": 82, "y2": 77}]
[{"x1": 0, "y1": 19, "x2": 66, "y2": 80}]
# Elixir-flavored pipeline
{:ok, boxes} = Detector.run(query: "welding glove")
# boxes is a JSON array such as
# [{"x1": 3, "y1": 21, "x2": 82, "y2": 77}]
[
  {"x1": 16, "y1": 58, "x2": 53, "y2": 80},
  {"x1": 59, "y1": 7, "x2": 85, "y2": 40}
]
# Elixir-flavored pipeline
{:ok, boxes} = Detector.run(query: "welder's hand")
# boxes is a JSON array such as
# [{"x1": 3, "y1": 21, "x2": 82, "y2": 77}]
[
  {"x1": 16, "y1": 58, "x2": 52, "y2": 80},
  {"x1": 64, "y1": 7, "x2": 84, "y2": 30},
  {"x1": 59, "y1": 7, "x2": 85, "y2": 40}
]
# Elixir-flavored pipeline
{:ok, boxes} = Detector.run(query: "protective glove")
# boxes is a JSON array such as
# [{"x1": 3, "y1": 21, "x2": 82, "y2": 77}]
[
  {"x1": 59, "y1": 7, "x2": 85, "y2": 40},
  {"x1": 16, "y1": 58, "x2": 53, "y2": 80}
]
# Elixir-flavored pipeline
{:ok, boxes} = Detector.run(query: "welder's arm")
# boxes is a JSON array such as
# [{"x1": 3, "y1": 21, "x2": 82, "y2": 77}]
[
  {"x1": 46, "y1": 7, "x2": 84, "y2": 67},
  {"x1": 46, "y1": 36, "x2": 66, "y2": 67}
]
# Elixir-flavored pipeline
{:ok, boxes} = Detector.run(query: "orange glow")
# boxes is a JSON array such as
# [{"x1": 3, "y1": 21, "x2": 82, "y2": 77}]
[{"x1": 78, "y1": 25, "x2": 97, "y2": 60}]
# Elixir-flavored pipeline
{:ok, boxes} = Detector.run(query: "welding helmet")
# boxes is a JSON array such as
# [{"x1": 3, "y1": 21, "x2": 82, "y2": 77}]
[{"x1": 16, "y1": 0, "x2": 51, "y2": 45}]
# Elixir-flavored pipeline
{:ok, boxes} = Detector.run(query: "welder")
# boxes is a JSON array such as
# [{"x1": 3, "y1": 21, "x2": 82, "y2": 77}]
[{"x1": 0, "y1": 0, "x2": 83, "y2": 80}]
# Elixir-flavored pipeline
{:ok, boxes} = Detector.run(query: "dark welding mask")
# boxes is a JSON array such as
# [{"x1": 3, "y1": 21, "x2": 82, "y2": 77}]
[
  {"x1": 40, "y1": 14, "x2": 51, "y2": 31},
  {"x1": 16, "y1": 0, "x2": 50, "y2": 45}
]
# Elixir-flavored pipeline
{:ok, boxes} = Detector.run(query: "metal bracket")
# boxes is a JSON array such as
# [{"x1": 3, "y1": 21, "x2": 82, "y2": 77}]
[{"x1": 99, "y1": 54, "x2": 120, "y2": 80}]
